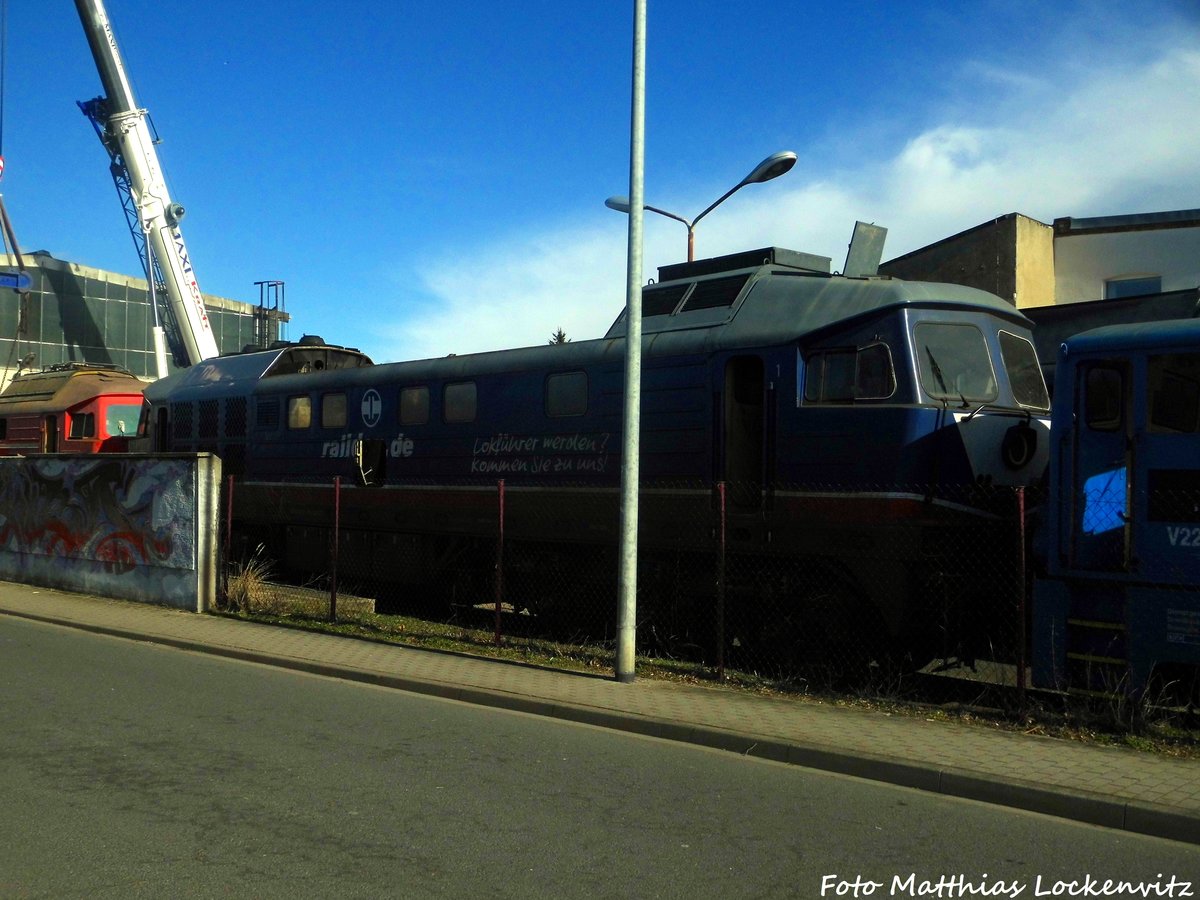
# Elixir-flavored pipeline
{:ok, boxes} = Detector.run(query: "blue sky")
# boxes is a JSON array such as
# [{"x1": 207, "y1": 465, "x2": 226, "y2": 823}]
[{"x1": 3, "y1": 0, "x2": 1199, "y2": 363}]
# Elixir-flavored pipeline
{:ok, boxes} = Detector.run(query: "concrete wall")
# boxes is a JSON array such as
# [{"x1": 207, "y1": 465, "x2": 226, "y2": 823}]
[
  {"x1": 1053, "y1": 226, "x2": 1200, "y2": 303},
  {"x1": 0, "y1": 454, "x2": 220, "y2": 611}
]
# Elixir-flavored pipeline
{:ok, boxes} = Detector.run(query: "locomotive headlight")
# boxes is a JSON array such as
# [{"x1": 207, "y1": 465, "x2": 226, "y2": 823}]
[{"x1": 1001, "y1": 421, "x2": 1038, "y2": 470}]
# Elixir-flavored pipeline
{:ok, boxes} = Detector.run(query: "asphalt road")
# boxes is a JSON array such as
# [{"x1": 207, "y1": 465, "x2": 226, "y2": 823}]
[{"x1": 1, "y1": 616, "x2": 1197, "y2": 899}]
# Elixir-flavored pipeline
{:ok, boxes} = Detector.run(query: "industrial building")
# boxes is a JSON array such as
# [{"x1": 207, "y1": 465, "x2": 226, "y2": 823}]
[
  {"x1": 0, "y1": 251, "x2": 285, "y2": 390},
  {"x1": 878, "y1": 207, "x2": 1199, "y2": 310}
]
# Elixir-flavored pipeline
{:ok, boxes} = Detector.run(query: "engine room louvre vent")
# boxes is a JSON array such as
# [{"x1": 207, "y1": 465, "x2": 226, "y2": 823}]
[
  {"x1": 171, "y1": 402, "x2": 193, "y2": 440},
  {"x1": 198, "y1": 399, "x2": 219, "y2": 439},
  {"x1": 256, "y1": 399, "x2": 280, "y2": 430},
  {"x1": 642, "y1": 283, "x2": 691, "y2": 317},
  {"x1": 226, "y1": 397, "x2": 247, "y2": 438},
  {"x1": 681, "y1": 273, "x2": 751, "y2": 311}
]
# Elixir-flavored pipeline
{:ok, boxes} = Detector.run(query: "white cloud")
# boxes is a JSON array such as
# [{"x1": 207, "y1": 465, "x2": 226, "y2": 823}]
[{"x1": 373, "y1": 39, "x2": 1200, "y2": 364}]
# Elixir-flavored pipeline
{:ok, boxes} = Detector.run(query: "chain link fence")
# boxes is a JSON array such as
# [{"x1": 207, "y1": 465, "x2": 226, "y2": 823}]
[{"x1": 217, "y1": 476, "x2": 1044, "y2": 702}]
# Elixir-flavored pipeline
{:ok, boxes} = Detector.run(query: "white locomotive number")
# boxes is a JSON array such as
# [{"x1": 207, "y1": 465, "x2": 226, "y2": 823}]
[{"x1": 1167, "y1": 526, "x2": 1200, "y2": 548}]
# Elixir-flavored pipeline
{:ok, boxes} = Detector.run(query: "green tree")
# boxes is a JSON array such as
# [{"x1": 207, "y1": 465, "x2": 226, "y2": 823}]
[{"x1": 549, "y1": 327, "x2": 570, "y2": 345}]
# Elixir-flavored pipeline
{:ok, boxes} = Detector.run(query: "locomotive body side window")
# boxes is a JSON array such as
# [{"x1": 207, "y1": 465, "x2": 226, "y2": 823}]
[
  {"x1": 321, "y1": 393, "x2": 347, "y2": 428},
  {"x1": 914, "y1": 323, "x2": 997, "y2": 403},
  {"x1": 546, "y1": 371, "x2": 587, "y2": 417},
  {"x1": 998, "y1": 331, "x2": 1050, "y2": 410},
  {"x1": 288, "y1": 396, "x2": 312, "y2": 430},
  {"x1": 400, "y1": 387, "x2": 430, "y2": 425},
  {"x1": 444, "y1": 382, "x2": 476, "y2": 424},
  {"x1": 803, "y1": 342, "x2": 895, "y2": 403},
  {"x1": 0, "y1": 419, "x2": 7, "y2": 440}
]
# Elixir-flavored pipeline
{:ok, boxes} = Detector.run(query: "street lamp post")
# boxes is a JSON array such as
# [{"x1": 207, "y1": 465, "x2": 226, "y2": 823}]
[
  {"x1": 614, "y1": 0, "x2": 647, "y2": 685},
  {"x1": 605, "y1": 150, "x2": 797, "y2": 261}
]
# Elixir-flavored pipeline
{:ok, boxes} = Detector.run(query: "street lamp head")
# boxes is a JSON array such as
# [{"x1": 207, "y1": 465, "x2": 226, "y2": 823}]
[
  {"x1": 605, "y1": 196, "x2": 633, "y2": 213},
  {"x1": 743, "y1": 150, "x2": 797, "y2": 185}
]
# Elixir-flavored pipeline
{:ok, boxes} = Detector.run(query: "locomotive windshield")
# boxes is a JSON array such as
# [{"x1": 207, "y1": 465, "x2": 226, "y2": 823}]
[
  {"x1": 106, "y1": 403, "x2": 142, "y2": 436},
  {"x1": 915, "y1": 323, "x2": 998, "y2": 404}
]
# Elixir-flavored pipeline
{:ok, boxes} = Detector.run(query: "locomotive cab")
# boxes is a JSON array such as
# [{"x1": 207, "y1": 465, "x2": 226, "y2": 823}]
[{"x1": 0, "y1": 364, "x2": 147, "y2": 455}]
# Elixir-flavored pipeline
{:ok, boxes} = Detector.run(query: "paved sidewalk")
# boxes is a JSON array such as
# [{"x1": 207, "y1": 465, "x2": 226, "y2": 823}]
[{"x1": 2, "y1": 581, "x2": 1197, "y2": 845}]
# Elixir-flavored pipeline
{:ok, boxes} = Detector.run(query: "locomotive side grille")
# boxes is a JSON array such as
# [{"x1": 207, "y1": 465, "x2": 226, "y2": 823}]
[
  {"x1": 256, "y1": 399, "x2": 280, "y2": 430},
  {"x1": 226, "y1": 397, "x2": 248, "y2": 437},
  {"x1": 198, "y1": 399, "x2": 219, "y2": 438},
  {"x1": 642, "y1": 283, "x2": 691, "y2": 317},
  {"x1": 171, "y1": 402, "x2": 193, "y2": 440},
  {"x1": 681, "y1": 274, "x2": 751, "y2": 311}
]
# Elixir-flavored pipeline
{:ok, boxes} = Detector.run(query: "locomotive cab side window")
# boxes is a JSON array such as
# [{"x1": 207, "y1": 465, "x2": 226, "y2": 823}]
[
  {"x1": 803, "y1": 342, "x2": 895, "y2": 403},
  {"x1": 1148, "y1": 353, "x2": 1200, "y2": 433},
  {"x1": 998, "y1": 331, "x2": 1050, "y2": 410},
  {"x1": 69, "y1": 412, "x2": 96, "y2": 440},
  {"x1": 321, "y1": 393, "x2": 347, "y2": 429},
  {"x1": 287, "y1": 396, "x2": 312, "y2": 430},
  {"x1": 915, "y1": 323, "x2": 997, "y2": 404},
  {"x1": 400, "y1": 387, "x2": 430, "y2": 425},
  {"x1": 444, "y1": 382, "x2": 476, "y2": 424},
  {"x1": 546, "y1": 371, "x2": 587, "y2": 417}
]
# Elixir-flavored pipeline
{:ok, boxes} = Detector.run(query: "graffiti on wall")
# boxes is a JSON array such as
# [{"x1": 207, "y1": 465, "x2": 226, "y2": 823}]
[{"x1": 0, "y1": 456, "x2": 201, "y2": 608}]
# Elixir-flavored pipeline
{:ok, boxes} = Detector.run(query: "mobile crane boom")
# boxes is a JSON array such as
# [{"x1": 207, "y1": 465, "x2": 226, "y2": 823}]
[{"x1": 74, "y1": 0, "x2": 220, "y2": 367}]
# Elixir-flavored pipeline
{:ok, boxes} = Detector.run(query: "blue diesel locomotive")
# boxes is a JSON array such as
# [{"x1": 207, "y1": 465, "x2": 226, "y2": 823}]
[
  {"x1": 142, "y1": 247, "x2": 1051, "y2": 664},
  {"x1": 1034, "y1": 318, "x2": 1200, "y2": 698}
]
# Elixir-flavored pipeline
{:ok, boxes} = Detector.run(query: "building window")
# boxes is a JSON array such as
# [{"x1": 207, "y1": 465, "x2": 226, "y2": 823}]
[
  {"x1": 1104, "y1": 276, "x2": 1161, "y2": 300},
  {"x1": 444, "y1": 382, "x2": 476, "y2": 424},
  {"x1": 399, "y1": 387, "x2": 429, "y2": 425},
  {"x1": 546, "y1": 372, "x2": 587, "y2": 417},
  {"x1": 321, "y1": 393, "x2": 347, "y2": 428},
  {"x1": 288, "y1": 396, "x2": 312, "y2": 430}
]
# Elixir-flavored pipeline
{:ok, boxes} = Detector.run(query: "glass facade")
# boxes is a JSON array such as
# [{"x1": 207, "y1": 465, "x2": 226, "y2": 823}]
[{"x1": 0, "y1": 256, "x2": 281, "y2": 381}]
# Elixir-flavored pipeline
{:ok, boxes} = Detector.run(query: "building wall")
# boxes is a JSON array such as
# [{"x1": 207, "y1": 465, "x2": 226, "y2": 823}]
[
  {"x1": 1013, "y1": 216, "x2": 1055, "y2": 308},
  {"x1": 1053, "y1": 225, "x2": 1200, "y2": 304},
  {"x1": 0, "y1": 253, "x2": 280, "y2": 389},
  {"x1": 879, "y1": 214, "x2": 1019, "y2": 303}
]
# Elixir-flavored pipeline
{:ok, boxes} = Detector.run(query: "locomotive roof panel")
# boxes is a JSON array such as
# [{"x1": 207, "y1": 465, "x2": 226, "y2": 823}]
[
  {"x1": 603, "y1": 262, "x2": 1031, "y2": 344},
  {"x1": 1057, "y1": 316, "x2": 1200, "y2": 359},
  {"x1": 142, "y1": 253, "x2": 1035, "y2": 400},
  {"x1": 0, "y1": 366, "x2": 145, "y2": 413},
  {"x1": 142, "y1": 344, "x2": 373, "y2": 403}
]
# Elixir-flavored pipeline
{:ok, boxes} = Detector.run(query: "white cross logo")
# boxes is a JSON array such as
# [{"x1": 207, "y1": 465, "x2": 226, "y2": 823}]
[{"x1": 361, "y1": 389, "x2": 382, "y2": 428}]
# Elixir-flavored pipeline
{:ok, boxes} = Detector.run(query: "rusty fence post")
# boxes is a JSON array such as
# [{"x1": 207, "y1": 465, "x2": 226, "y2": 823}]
[
  {"x1": 495, "y1": 479, "x2": 506, "y2": 646},
  {"x1": 716, "y1": 481, "x2": 727, "y2": 680},
  {"x1": 222, "y1": 474, "x2": 235, "y2": 606},
  {"x1": 1015, "y1": 485, "x2": 1027, "y2": 698},
  {"x1": 330, "y1": 476, "x2": 340, "y2": 623}
]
